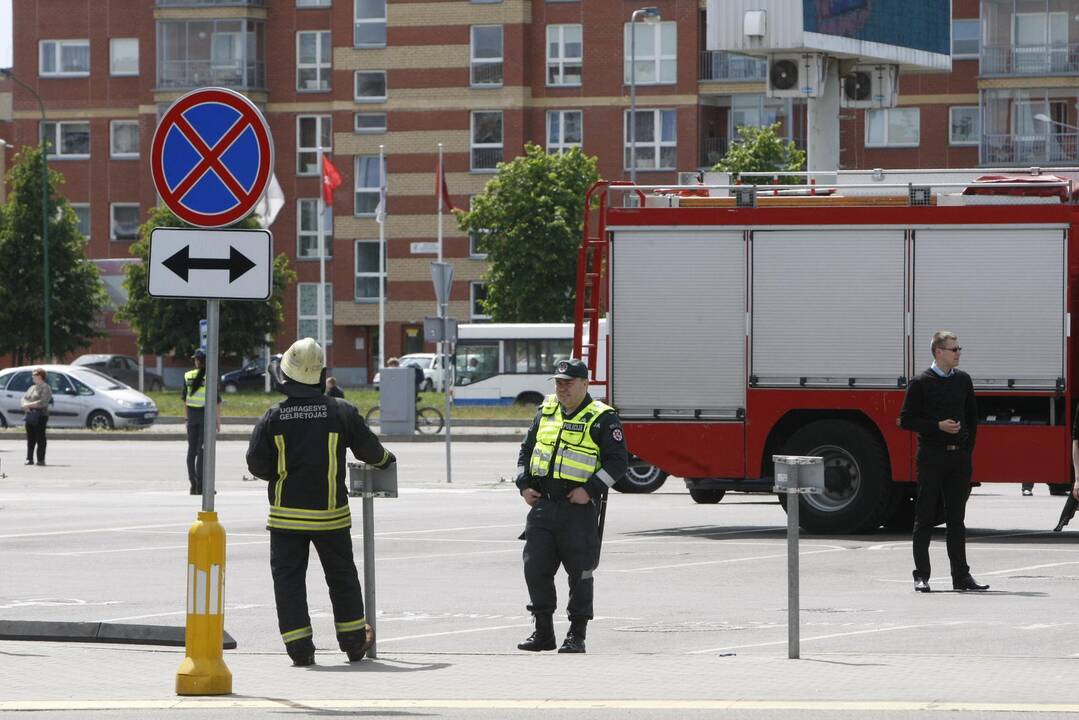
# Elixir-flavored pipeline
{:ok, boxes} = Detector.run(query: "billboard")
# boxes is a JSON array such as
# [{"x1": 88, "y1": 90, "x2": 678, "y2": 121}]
[{"x1": 803, "y1": 0, "x2": 950, "y2": 57}]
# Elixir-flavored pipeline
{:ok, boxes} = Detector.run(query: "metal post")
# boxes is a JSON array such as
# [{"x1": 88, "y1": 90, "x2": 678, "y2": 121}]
[
  {"x1": 787, "y1": 483, "x2": 799, "y2": 659},
  {"x1": 629, "y1": 19, "x2": 637, "y2": 185},
  {"x1": 441, "y1": 313, "x2": 452, "y2": 484},
  {"x1": 202, "y1": 300, "x2": 219, "y2": 512},
  {"x1": 362, "y1": 471, "x2": 378, "y2": 659}
]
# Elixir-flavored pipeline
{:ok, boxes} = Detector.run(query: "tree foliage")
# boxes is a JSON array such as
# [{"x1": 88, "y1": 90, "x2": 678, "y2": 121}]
[
  {"x1": 713, "y1": 123, "x2": 806, "y2": 184},
  {"x1": 457, "y1": 144, "x2": 599, "y2": 322},
  {"x1": 0, "y1": 145, "x2": 108, "y2": 365},
  {"x1": 116, "y1": 205, "x2": 296, "y2": 359}
]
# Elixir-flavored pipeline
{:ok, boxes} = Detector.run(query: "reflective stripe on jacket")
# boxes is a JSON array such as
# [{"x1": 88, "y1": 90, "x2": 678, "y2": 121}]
[
  {"x1": 184, "y1": 369, "x2": 207, "y2": 409},
  {"x1": 528, "y1": 395, "x2": 613, "y2": 483}
]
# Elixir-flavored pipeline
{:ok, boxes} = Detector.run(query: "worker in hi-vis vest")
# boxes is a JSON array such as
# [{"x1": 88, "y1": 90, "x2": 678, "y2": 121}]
[
  {"x1": 246, "y1": 337, "x2": 396, "y2": 666},
  {"x1": 182, "y1": 349, "x2": 219, "y2": 495}
]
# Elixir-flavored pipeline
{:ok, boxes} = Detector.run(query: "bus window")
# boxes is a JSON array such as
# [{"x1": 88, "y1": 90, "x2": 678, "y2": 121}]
[
  {"x1": 455, "y1": 343, "x2": 499, "y2": 385},
  {"x1": 506, "y1": 339, "x2": 572, "y2": 374}
]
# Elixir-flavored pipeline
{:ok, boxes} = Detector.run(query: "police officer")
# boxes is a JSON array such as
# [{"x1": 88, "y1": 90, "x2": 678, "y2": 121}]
[
  {"x1": 246, "y1": 337, "x2": 396, "y2": 666},
  {"x1": 182, "y1": 350, "x2": 219, "y2": 495},
  {"x1": 515, "y1": 358, "x2": 628, "y2": 654}
]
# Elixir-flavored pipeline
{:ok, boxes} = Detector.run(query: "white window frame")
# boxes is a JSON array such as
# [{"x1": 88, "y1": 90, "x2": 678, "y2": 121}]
[
  {"x1": 355, "y1": 112, "x2": 387, "y2": 133},
  {"x1": 354, "y1": 155, "x2": 385, "y2": 216},
  {"x1": 547, "y1": 110, "x2": 583, "y2": 153},
  {"x1": 298, "y1": 283, "x2": 333, "y2": 344},
  {"x1": 110, "y1": 203, "x2": 140, "y2": 242},
  {"x1": 296, "y1": 115, "x2": 331, "y2": 176},
  {"x1": 470, "y1": 282, "x2": 491, "y2": 320},
  {"x1": 41, "y1": 121, "x2": 90, "y2": 159},
  {"x1": 110, "y1": 120, "x2": 140, "y2": 159},
  {"x1": 40, "y1": 39, "x2": 90, "y2": 77},
  {"x1": 296, "y1": 30, "x2": 332, "y2": 92},
  {"x1": 470, "y1": 110, "x2": 503, "y2": 172},
  {"x1": 298, "y1": 0, "x2": 332, "y2": 6},
  {"x1": 623, "y1": 21, "x2": 676, "y2": 86},
  {"x1": 546, "y1": 24, "x2": 582, "y2": 87},
  {"x1": 354, "y1": 240, "x2": 386, "y2": 302},
  {"x1": 470, "y1": 25, "x2": 504, "y2": 87},
  {"x1": 297, "y1": 198, "x2": 333, "y2": 260},
  {"x1": 622, "y1": 108, "x2": 677, "y2": 171},
  {"x1": 71, "y1": 204, "x2": 90, "y2": 239},
  {"x1": 354, "y1": 71, "x2": 387, "y2": 103},
  {"x1": 109, "y1": 38, "x2": 138, "y2": 76},
  {"x1": 951, "y1": 19, "x2": 979, "y2": 59},
  {"x1": 949, "y1": 106, "x2": 980, "y2": 146},
  {"x1": 354, "y1": 0, "x2": 387, "y2": 48},
  {"x1": 865, "y1": 107, "x2": 921, "y2": 148}
]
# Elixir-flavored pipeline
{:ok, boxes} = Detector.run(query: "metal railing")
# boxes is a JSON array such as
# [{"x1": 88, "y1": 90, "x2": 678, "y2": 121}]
[
  {"x1": 156, "y1": 0, "x2": 264, "y2": 5},
  {"x1": 982, "y1": 133, "x2": 1079, "y2": 165},
  {"x1": 157, "y1": 59, "x2": 266, "y2": 90},
  {"x1": 699, "y1": 51, "x2": 767, "y2": 82},
  {"x1": 699, "y1": 137, "x2": 729, "y2": 168},
  {"x1": 470, "y1": 62, "x2": 503, "y2": 87},
  {"x1": 981, "y1": 43, "x2": 1079, "y2": 75},
  {"x1": 471, "y1": 146, "x2": 502, "y2": 171}
]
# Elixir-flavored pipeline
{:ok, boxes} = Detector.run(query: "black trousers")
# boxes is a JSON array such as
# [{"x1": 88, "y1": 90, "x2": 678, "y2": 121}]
[
  {"x1": 185, "y1": 420, "x2": 204, "y2": 492},
  {"x1": 912, "y1": 448, "x2": 972, "y2": 582},
  {"x1": 522, "y1": 498, "x2": 600, "y2": 622},
  {"x1": 269, "y1": 529, "x2": 368, "y2": 653},
  {"x1": 25, "y1": 415, "x2": 47, "y2": 463}
]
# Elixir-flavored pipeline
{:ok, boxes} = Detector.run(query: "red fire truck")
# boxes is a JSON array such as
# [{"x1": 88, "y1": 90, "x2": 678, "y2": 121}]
[{"x1": 572, "y1": 170, "x2": 1077, "y2": 533}]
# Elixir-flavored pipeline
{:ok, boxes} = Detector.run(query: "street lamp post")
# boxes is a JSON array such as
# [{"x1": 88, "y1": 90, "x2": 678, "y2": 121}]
[
  {"x1": 1, "y1": 68, "x2": 50, "y2": 359},
  {"x1": 629, "y1": 7, "x2": 661, "y2": 186}
]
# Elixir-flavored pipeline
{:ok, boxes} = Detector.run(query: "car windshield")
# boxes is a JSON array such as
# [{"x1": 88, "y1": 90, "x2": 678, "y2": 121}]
[
  {"x1": 69, "y1": 367, "x2": 126, "y2": 391},
  {"x1": 72, "y1": 356, "x2": 106, "y2": 366},
  {"x1": 403, "y1": 356, "x2": 432, "y2": 369}
]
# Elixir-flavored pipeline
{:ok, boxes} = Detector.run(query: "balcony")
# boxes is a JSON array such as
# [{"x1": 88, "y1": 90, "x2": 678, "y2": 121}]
[
  {"x1": 471, "y1": 146, "x2": 503, "y2": 171},
  {"x1": 981, "y1": 43, "x2": 1079, "y2": 75},
  {"x1": 157, "y1": 59, "x2": 265, "y2": 90},
  {"x1": 981, "y1": 132, "x2": 1079, "y2": 165},
  {"x1": 699, "y1": 137, "x2": 729, "y2": 168},
  {"x1": 470, "y1": 62, "x2": 504, "y2": 87},
  {"x1": 699, "y1": 51, "x2": 767, "y2": 83}
]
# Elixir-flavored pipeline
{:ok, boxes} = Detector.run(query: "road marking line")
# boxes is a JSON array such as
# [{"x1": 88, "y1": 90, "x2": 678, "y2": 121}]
[
  {"x1": 687, "y1": 621, "x2": 969, "y2": 654},
  {"x1": 608, "y1": 547, "x2": 846, "y2": 573},
  {"x1": 32, "y1": 539, "x2": 270, "y2": 556},
  {"x1": 378, "y1": 622, "x2": 534, "y2": 643},
  {"x1": 0, "y1": 523, "x2": 191, "y2": 539},
  {"x1": 979, "y1": 561, "x2": 1079, "y2": 576}
]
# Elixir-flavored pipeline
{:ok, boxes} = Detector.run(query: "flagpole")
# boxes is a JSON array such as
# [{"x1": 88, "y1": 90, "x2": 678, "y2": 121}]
[
  {"x1": 317, "y1": 146, "x2": 326, "y2": 351},
  {"x1": 437, "y1": 142, "x2": 452, "y2": 484},
  {"x1": 378, "y1": 144, "x2": 386, "y2": 372}
]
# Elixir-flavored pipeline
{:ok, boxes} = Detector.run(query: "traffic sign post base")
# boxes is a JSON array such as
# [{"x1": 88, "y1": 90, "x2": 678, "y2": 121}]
[{"x1": 176, "y1": 511, "x2": 231, "y2": 696}]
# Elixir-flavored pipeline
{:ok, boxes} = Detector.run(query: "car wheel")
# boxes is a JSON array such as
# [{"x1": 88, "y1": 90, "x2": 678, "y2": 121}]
[
  {"x1": 87, "y1": 411, "x2": 114, "y2": 431},
  {"x1": 514, "y1": 392, "x2": 544, "y2": 407},
  {"x1": 0, "y1": 412, "x2": 7, "y2": 429},
  {"x1": 615, "y1": 461, "x2": 669, "y2": 494},
  {"x1": 225, "y1": 383, "x2": 239, "y2": 394}
]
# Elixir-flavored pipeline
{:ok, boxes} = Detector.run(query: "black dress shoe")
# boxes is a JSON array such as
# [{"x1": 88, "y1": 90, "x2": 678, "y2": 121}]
[
  {"x1": 25, "y1": 459, "x2": 33, "y2": 465},
  {"x1": 1054, "y1": 522, "x2": 1066, "y2": 532},
  {"x1": 517, "y1": 630, "x2": 556, "y2": 652},
  {"x1": 558, "y1": 632, "x2": 586, "y2": 654},
  {"x1": 914, "y1": 578, "x2": 930, "y2": 593},
  {"x1": 345, "y1": 625, "x2": 376, "y2": 662},
  {"x1": 953, "y1": 575, "x2": 989, "y2": 591},
  {"x1": 36, "y1": 461, "x2": 45, "y2": 466}
]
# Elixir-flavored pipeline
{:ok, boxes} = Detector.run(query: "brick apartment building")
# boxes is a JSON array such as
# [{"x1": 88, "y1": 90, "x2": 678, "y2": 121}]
[{"x1": 0, "y1": 0, "x2": 1074, "y2": 385}]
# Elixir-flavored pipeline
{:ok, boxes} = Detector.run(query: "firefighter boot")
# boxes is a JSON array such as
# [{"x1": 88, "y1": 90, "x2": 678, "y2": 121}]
[
  {"x1": 558, "y1": 621, "x2": 587, "y2": 654},
  {"x1": 345, "y1": 625, "x2": 376, "y2": 662},
  {"x1": 517, "y1": 614, "x2": 556, "y2": 651},
  {"x1": 287, "y1": 638, "x2": 316, "y2": 667}
]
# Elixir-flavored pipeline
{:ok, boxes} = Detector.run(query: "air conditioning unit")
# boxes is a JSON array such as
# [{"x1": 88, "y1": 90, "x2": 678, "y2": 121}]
[
  {"x1": 767, "y1": 53, "x2": 825, "y2": 98},
  {"x1": 840, "y1": 64, "x2": 899, "y2": 109}
]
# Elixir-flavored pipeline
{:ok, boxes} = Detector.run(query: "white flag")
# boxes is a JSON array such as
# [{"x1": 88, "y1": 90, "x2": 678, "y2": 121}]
[
  {"x1": 255, "y1": 173, "x2": 285, "y2": 228},
  {"x1": 374, "y1": 163, "x2": 387, "y2": 225}
]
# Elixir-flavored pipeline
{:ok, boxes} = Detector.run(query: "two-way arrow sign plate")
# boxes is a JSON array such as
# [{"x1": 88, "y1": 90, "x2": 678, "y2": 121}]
[{"x1": 148, "y1": 227, "x2": 272, "y2": 301}]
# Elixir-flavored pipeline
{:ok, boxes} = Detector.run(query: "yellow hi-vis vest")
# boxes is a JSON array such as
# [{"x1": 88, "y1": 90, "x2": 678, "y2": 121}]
[
  {"x1": 528, "y1": 395, "x2": 613, "y2": 483},
  {"x1": 184, "y1": 368, "x2": 207, "y2": 408}
]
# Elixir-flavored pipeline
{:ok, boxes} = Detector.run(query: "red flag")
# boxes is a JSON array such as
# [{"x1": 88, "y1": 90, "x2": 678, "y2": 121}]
[
  {"x1": 436, "y1": 155, "x2": 459, "y2": 212},
  {"x1": 321, "y1": 155, "x2": 342, "y2": 206}
]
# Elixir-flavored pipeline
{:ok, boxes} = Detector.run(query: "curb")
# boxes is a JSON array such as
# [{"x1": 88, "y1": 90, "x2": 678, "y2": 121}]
[
  {"x1": 29, "y1": 431, "x2": 523, "y2": 442},
  {"x1": 0, "y1": 620, "x2": 236, "y2": 649}
]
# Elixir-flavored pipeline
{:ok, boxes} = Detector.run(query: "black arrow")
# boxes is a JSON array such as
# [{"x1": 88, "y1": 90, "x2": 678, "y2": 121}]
[{"x1": 163, "y1": 245, "x2": 257, "y2": 283}]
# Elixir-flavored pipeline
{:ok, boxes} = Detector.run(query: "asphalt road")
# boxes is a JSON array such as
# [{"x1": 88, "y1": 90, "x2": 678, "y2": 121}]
[{"x1": 1, "y1": 439, "x2": 1078, "y2": 718}]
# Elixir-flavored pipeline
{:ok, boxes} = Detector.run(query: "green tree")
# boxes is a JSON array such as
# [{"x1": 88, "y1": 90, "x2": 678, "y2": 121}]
[
  {"x1": 457, "y1": 144, "x2": 599, "y2": 322},
  {"x1": 116, "y1": 205, "x2": 297, "y2": 359},
  {"x1": 714, "y1": 123, "x2": 806, "y2": 184},
  {"x1": 0, "y1": 145, "x2": 108, "y2": 365}
]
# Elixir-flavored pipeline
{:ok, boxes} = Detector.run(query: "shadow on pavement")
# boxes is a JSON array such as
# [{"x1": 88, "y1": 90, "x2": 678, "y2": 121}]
[
  {"x1": 304, "y1": 658, "x2": 452, "y2": 674},
  {"x1": 235, "y1": 697, "x2": 434, "y2": 717}
]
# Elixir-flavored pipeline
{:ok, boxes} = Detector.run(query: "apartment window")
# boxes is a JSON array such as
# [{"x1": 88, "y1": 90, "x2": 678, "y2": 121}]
[
  {"x1": 355, "y1": 155, "x2": 385, "y2": 216},
  {"x1": 157, "y1": 19, "x2": 265, "y2": 90},
  {"x1": 110, "y1": 121, "x2": 140, "y2": 159},
  {"x1": 547, "y1": 110, "x2": 582, "y2": 153},
  {"x1": 623, "y1": 21, "x2": 676, "y2": 85},
  {"x1": 471, "y1": 282, "x2": 491, "y2": 320},
  {"x1": 297, "y1": 198, "x2": 334, "y2": 259},
  {"x1": 547, "y1": 25, "x2": 582, "y2": 86},
  {"x1": 949, "y1": 107, "x2": 980, "y2": 146},
  {"x1": 354, "y1": 240, "x2": 386, "y2": 301},
  {"x1": 110, "y1": 38, "x2": 138, "y2": 76},
  {"x1": 298, "y1": 0, "x2": 331, "y2": 6},
  {"x1": 354, "y1": 71, "x2": 387, "y2": 102},
  {"x1": 951, "y1": 19, "x2": 979, "y2": 58},
  {"x1": 866, "y1": 107, "x2": 920, "y2": 148},
  {"x1": 41, "y1": 121, "x2": 90, "y2": 159},
  {"x1": 354, "y1": 0, "x2": 386, "y2": 47},
  {"x1": 71, "y1": 204, "x2": 90, "y2": 239},
  {"x1": 297, "y1": 31, "x2": 331, "y2": 91},
  {"x1": 470, "y1": 25, "x2": 503, "y2": 86},
  {"x1": 298, "y1": 283, "x2": 333, "y2": 343},
  {"x1": 40, "y1": 39, "x2": 90, "y2": 77},
  {"x1": 623, "y1": 109, "x2": 676, "y2": 170},
  {"x1": 471, "y1": 111, "x2": 503, "y2": 171},
  {"x1": 468, "y1": 195, "x2": 488, "y2": 258},
  {"x1": 355, "y1": 112, "x2": 387, "y2": 133},
  {"x1": 110, "y1": 204, "x2": 140, "y2": 242},
  {"x1": 297, "y1": 115, "x2": 331, "y2": 175}
]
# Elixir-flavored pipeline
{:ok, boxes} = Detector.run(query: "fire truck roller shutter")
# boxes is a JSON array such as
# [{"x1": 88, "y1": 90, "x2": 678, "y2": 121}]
[
  {"x1": 913, "y1": 227, "x2": 1065, "y2": 390},
  {"x1": 610, "y1": 230, "x2": 746, "y2": 418}
]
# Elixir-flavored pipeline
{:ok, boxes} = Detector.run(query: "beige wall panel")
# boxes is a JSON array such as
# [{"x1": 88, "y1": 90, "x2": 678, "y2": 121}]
[
  {"x1": 696, "y1": 83, "x2": 766, "y2": 96},
  {"x1": 335, "y1": 46, "x2": 468, "y2": 71},
  {"x1": 388, "y1": 1, "x2": 529, "y2": 26},
  {"x1": 15, "y1": 107, "x2": 141, "y2": 120},
  {"x1": 899, "y1": 94, "x2": 980, "y2": 105},
  {"x1": 154, "y1": 7, "x2": 266, "y2": 19},
  {"x1": 386, "y1": 257, "x2": 489, "y2": 282},
  {"x1": 336, "y1": 214, "x2": 467, "y2": 239},
  {"x1": 979, "y1": 77, "x2": 1079, "y2": 90},
  {"x1": 335, "y1": 130, "x2": 470, "y2": 155},
  {"x1": 335, "y1": 300, "x2": 471, "y2": 325}
]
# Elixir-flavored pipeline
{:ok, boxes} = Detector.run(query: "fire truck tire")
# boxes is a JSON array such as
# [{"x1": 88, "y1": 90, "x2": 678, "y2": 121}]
[
  {"x1": 779, "y1": 420, "x2": 892, "y2": 533},
  {"x1": 614, "y1": 462, "x2": 669, "y2": 494},
  {"x1": 689, "y1": 489, "x2": 725, "y2": 504}
]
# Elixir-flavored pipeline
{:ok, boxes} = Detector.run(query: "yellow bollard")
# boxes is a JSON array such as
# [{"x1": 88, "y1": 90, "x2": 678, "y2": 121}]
[{"x1": 176, "y1": 511, "x2": 232, "y2": 695}]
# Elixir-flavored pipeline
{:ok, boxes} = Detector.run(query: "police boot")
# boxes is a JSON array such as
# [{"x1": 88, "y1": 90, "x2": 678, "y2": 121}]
[
  {"x1": 287, "y1": 638, "x2": 316, "y2": 667},
  {"x1": 517, "y1": 614, "x2": 556, "y2": 651},
  {"x1": 558, "y1": 621, "x2": 587, "y2": 654},
  {"x1": 345, "y1": 625, "x2": 376, "y2": 662}
]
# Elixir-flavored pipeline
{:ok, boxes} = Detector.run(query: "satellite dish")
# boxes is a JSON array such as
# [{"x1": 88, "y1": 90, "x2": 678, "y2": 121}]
[
  {"x1": 770, "y1": 59, "x2": 799, "y2": 91},
  {"x1": 843, "y1": 71, "x2": 872, "y2": 101}
]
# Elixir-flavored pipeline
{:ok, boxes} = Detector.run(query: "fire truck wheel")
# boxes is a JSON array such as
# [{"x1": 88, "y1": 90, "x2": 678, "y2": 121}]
[
  {"x1": 615, "y1": 462, "x2": 669, "y2": 493},
  {"x1": 689, "y1": 488, "x2": 725, "y2": 504},
  {"x1": 779, "y1": 420, "x2": 892, "y2": 533}
]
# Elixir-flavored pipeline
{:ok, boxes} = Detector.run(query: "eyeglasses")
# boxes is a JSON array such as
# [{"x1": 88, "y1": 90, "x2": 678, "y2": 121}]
[{"x1": 940, "y1": 346, "x2": 962, "y2": 353}]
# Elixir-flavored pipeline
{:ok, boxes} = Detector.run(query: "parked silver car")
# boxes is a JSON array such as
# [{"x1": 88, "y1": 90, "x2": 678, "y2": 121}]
[{"x1": 0, "y1": 364, "x2": 158, "y2": 430}]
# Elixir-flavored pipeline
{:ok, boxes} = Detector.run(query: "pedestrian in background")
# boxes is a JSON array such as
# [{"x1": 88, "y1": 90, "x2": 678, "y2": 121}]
[
  {"x1": 515, "y1": 358, "x2": 627, "y2": 654},
  {"x1": 1052, "y1": 417, "x2": 1079, "y2": 532},
  {"x1": 21, "y1": 368, "x2": 51, "y2": 466},
  {"x1": 326, "y1": 376, "x2": 345, "y2": 398},
  {"x1": 182, "y1": 350, "x2": 220, "y2": 495},
  {"x1": 246, "y1": 337, "x2": 396, "y2": 667},
  {"x1": 900, "y1": 331, "x2": 988, "y2": 593}
]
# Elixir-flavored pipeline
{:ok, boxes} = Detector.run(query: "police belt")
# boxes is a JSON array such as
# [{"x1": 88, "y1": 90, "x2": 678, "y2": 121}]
[{"x1": 539, "y1": 477, "x2": 585, "y2": 501}]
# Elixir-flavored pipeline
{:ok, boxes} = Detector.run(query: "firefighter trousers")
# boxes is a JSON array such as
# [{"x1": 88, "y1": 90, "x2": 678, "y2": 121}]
[
  {"x1": 269, "y1": 529, "x2": 368, "y2": 653},
  {"x1": 522, "y1": 498, "x2": 600, "y2": 622}
]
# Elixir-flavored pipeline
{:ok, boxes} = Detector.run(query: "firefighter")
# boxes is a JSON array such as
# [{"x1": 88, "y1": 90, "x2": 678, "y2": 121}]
[
  {"x1": 246, "y1": 337, "x2": 396, "y2": 666},
  {"x1": 182, "y1": 350, "x2": 219, "y2": 495},
  {"x1": 515, "y1": 358, "x2": 628, "y2": 654}
]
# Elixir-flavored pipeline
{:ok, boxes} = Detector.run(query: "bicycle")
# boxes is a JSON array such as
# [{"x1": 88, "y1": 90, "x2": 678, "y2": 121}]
[{"x1": 365, "y1": 402, "x2": 445, "y2": 434}]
